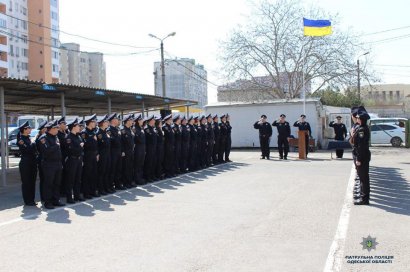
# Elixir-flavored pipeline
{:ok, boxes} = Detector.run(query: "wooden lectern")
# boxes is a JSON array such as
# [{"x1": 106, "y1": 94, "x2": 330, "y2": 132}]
[{"x1": 298, "y1": 130, "x2": 308, "y2": 159}]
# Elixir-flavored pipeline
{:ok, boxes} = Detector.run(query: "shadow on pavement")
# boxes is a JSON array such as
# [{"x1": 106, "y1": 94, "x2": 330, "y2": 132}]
[
  {"x1": 5, "y1": 161, "x2": 249, "y2": 224},
  {"x1": 370, "y1": 166, "x2": 410, "y2": 216}
]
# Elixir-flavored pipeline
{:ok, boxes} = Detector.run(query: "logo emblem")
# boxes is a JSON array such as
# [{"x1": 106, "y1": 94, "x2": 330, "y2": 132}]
[{"x1": 360, "y1": 235, "x2": 378, "y2": 252}]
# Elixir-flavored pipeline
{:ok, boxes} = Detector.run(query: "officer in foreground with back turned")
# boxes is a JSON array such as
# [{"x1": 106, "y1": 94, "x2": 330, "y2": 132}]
[
  {"x1": 254, "y1": 114, "x2": 272, "y2": 159},
  {"x1": 38, "y1": 120, "x2": 65, "y2": 209},
  {"x1": 293, "y1": 114, "x2": 312, "y2": 157},
  {"x1": 329, "y1": 116, "x2": 348, "y2": 159},
  {"x1": 272, "y1": 114, "x2": 291, "y2": 160},
  {"x1": 17, "y1": 121, "x2": 38, "y2": 206}
]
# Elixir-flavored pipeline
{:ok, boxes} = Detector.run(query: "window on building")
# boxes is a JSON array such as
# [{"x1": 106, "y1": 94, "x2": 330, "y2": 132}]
[
  {"x1": 51, "y1": 11, "x2": 58, "y2": 20},
  {"x1": 21, "y1": 62, "x2": 28, "y2": 71},
  {"x1": 51, "y1": 38, "x2": 58, "y2": 47},
  {"x1": 10, "y1": 59, "x2": 14, "y2": 68},
  {"x1": 22, "y1": 48, "x2": 28, "y2": 57},
  {"x1": 21, "y1": 21, "x2": 27, "y2": 30},
  {"x1": 9, "y1": 44, "x2": 13, "y2": 55},
  {"x1": 80, "y1": 58, "x2": 86, "y2": 63},
  {"x1": 396, "y1": 91, "x2": 401, "y2": 101},
  {"x1": 21, "y1": 6, "x2": 27, "y2": 15},
  {"x1": 374, "y1": 91, "x2": 379, "y2": 99},
  {"x1": 0, "y1": 19, "x2": 6, "y2": 28},
  {"x1": 21, "y1": 35, "x2": 27, "y2": 44},
  {"x1": 15, "y1": 46, "x2": 19, "y2": 57},
  {"x1": 389, "y1": 91, "x2": 393, "y2": 100},
  {"x1": 51, "y1": 0, "x2": 58, "y2": 7},
  {"x1": 382, "y1": 91, "x2": 386, "y2": 100},
  {"x1": 52, "y1": 25, "x2": 58, "y2": 34},
  {"x1": 52, "y1": 64, "x2": 59, "y2": 72},
  {"x1": 40, "y1": 64, "x2": 43, "y2": 68},
  {"x1": 52, "y1": 51, "x2": 58, "y2": 59}
]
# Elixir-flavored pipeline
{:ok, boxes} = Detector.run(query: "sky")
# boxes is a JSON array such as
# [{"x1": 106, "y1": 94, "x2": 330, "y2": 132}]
[{"x1": 59, "y1": 0, "x2": 410, "y2": 103}]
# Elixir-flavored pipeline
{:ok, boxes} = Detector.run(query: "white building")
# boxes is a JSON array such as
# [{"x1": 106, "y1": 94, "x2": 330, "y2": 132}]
[
  {"x1": 154, "y1": 58, "x2": 207, "y2": 108},
  {"x1": 204, "y1": 99, "x2": 351, "y2": 149}
]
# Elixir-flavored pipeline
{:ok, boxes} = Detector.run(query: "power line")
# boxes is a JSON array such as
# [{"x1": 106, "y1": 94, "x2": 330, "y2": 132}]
[
  {"x1": 2, "y1": 13, "x2": 156, "y2": 50},
  {"x1": 360, "y1": 33, "x2": 410, "y2": 45},
  {"x1": 359, "y1": 25, "x2": 410, "y2": 37},
  {"x1": 373, "y1": 64, "x2": 410, "y2": 68}
]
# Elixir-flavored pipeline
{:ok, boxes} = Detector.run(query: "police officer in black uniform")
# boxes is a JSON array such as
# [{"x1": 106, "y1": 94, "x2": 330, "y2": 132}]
[
  {"x1": 35, "y1": 121, "x2": 47, "y2": 202},
  {"x1": 218, "y1": 114, "x2": 228, "y2": 163},
  {"x1": 155, "y1": 116, "x2": 165, "y2": 180},
  {"x1": 194, "y1": 116, "x2": 202, "y2": 169},
  {"x1": 352, "y1": 109, "x2": 371, "y2": 205},
  {"x1": 293, "y1": 114, "x2": 312, "y2": 157},
  {"x1": 143, "y1": 115, "x2": 158, "y2": 182},
  {"x1": 38, "y1": 120, "x2": 65, "y2": 209},
  {"x1": 180, "y1": 116, "x2": 190, "y2": 173},
  {"x1": 173, "y1": 115, "x2": 182, "y2": 174},
  {"x1": 200, "y1": 115, "x2": 209, "y2": 168},
  {"x1": 350, "y1": 106, "x2": 363, "y2": 198},
  {"x1": 133, "y1": 113, "x2": 146, "y2": 185},
  {"x1": 254, "y1": 114, "x2": 272, "y2": 159},
  {"x1": 206, "y1": 114, "x2": 215, "y2": 166},
  {"x1": 107, "y1": 113, "x2": 124, "y2": 191},
  {"x1": 81, "y1": 114, "x2": 99, "y2": 199},
  {"x1": 17, "y1": 121, "x2": 38, "y2": 206},
  {"x1": 188, "y1": 116, "x2": 198, "y2": 171},
  {"x1": 96, "y1": 115, "x2": 112, "y2": 195},
  {"x1": 212, "y1": 114, "x2": 220, "y2": 164},
  {"x1": 225, "y1": 114, "x2": 232, "y2": 162},
  {"x1": 329, "y1": 116, "x2": 348, "y2": 158},
  {"x1": 57, "y1": 117, "x2": 68, "y2": 195},
  {"x1": 162, "y1": 114, "x2": 175, "y2": 178},
  {"x1": 121, "y1": 114, "x2": 135, "y2": 188},
  {"x1": 64, "y1": 118, "x2": 84, "y2": 203},
  {"x1": 272, "y1": 114, "x2": 291, "y2": 160}
]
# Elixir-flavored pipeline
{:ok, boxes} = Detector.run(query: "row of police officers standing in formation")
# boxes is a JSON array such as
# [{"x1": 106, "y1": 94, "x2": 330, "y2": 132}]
[
  {"x1": 253, "y1": 113, "x2": 312, "y2": 160},
  {"x1": 17, "y1": 113, "x2": 233, "y2": 209}
]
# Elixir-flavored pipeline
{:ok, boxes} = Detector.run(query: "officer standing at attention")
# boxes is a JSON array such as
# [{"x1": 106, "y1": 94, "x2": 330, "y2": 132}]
[
  {"x1": 293, "y1": 114, "x2": 312, "y2": 157},
  {"x1": 143, "y1": 115, "x2": 158, "y2": 182},
  {"x1": 133, "y1": 114, "x2": 146, "y2": 185},
  {"x1": 329, "y1": 116, "x2": 348, "y2": 158},
  {"x1": 121, "y1": 114, "x2": 135, "y2": 188},
  {"x1": 180, "y1": 116, "x2": 190, "y2": 173},
  {"x1": 17, "y1": 121, "x2": 38, "y2": 206},
  {"x1": 187, "y1": 116, "x2": 198, "y2": 171},
  {"x1": 194, "y1": 116, "x2": 202, "y2": 169},
  {"x1": 212, "y1": 114, "x2": 220, "y2": 164},
  {"x1": 64, "y1": 118, "x2": 84, "y2": 203},
  {"x1": 57, "y1": 117, "x2": 68, "y2": 195},
  {"x1": 155, "y1": 116, "x2": 165, "y2": 180},
  {"x1": 162, "y1": 114, "x2": 175, "y2": 178},
  {"x1": 272, "y1": 114, "x2": 291, "y2": 160},
  {"x1": 38, "y1": 120, "x2": 65, "y2": 209},
  {"x1": 218, "y1": 114, "x2": 228, "y2": 163},
  {"x1": 225, "y1": 114, "x2": 232, "y2": 162},
  {"x1": 173, "y1": 115, "x2": 182, "y2": 174},
  {"x1": 350, "y1": 106, "x2": 363, "y2": 198},
  {"x1": 36, "y1": 121, "x2": 47, "y2": 203},
  {"x1": 107, "y1": 113, "x2": 124, "y2": 191},
  {"x1": 206, "y1": 114, "x2": 215, "y2": 166},
  {"x1": 352, "y1": 109, "x2": 371, "y2": 205},
  {"x1": 96, "y1": 115, "x2": 111, "y2": 195},
  {"x1": 200, "y1": 115, "x2": 209, "y2": 168},
  {"x1": 81, "y1": 114, "x2": 99, "y2": 199},
  {"x1": 254, "y1": 114, "x2": 272, "y2": 159}
]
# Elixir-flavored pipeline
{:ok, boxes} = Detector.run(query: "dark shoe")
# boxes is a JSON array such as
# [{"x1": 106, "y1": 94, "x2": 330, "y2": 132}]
[
  {"x1": 284, "y1": 157, "x2": 287, "y2": 160},
  {"x1": 25, "y1": 201, "x2": 37, "y2": 206},
  {"x1": 225, "y1": 159, "x2": 232, "y2": 162},
  {"x1": 66, "y1": 198, "x2": 75, "y2": 204},
  {"x1": 266, "y1": 157, "x2": 270, "y2": 160},
  {"x1": 116, "y1": 185, "x2": 126, "y2": 190},
  {"x1": 74, "y1": 196, "x2": 85, "y2": 202},
  {"x1": 53, "y1": 201, "x2": 66, "y2": 207},
  {"x1": 99, "y1": 191, "x2": 108, "y2": 196},
  {"x1": 44, "y1": 203, "x2": 55, "y2": 209},
  {"x1": 260, "y1": 156, "x2": 265, "y2": 160},
  {"x1": 354, "y1": 199, "x2": 369, "y2": 205},
  {"x1": 84, "y1": 194, "x2": 93, "y2": 200},
  {"x1": 353, "y1": 194, "x2": 361, "y2": 200},
  {"x1": 91, "y1": 192, "x2": 101, "y2": 197},
  {"x1": 279, "y1": 157, "x2": 283, "y2": 160}
]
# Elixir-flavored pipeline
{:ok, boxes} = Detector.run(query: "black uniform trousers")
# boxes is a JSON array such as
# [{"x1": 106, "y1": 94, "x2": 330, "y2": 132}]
[
  {"x1": 144, "y1": 145, "x2": 156, "y2": 180},
  {"x1": 64, "y1": 156, "x2": 83, "y2": 199},
  {"x1": 19, "y1": 156, "x2": 37, "y2": 204},
  {"x1": 188, "y1": 142, "x2": 197, "y2": 171},
  {"x1": 200, "y1": 142, "x2": 208, "y2": 168},
  {"x1": 357, "y1": 160, "x2": 370, "y2": 201},
  {"x1": 335, "y1": 137, "x2": 344, "y2": 158},
  {"x1": 82, "y1": 152, "x2": 98, "y2": 195},
  {"x1": 304, "y1": 135, "x2": 309, "y2": 156},
  {"x1": 207, "y1": 141, "x2": 214, "y2": 166},
  {"x1": 218, "y1": 138, "x2": 226, "y2": 163},
  {"x1": 174, "y1": 143, "x2": 181, "y2": 173},
  {"x1": 164, "y1": 146, "x2": 175, "y2": 176},
  {"x1": 180, "y1": 143, "x2": 189, "y2": 172},
  {"x1": 155, "y1": 143, "x2": 164, "y2": 179},
  {"x1": 98, "y1": 150, "x2": 111, "y2": 192},
  {"x1": 212, "y1": 139, "x2": 220, "y2": 163},
  {"x1": 110, "y1": 148, "x2": 122, "y2": 188},
  {"x1": 259, "y1": 135, "x2": 270, "y2": 158},
  {"x1": 225, "y1": 137, "x2": 231, "y2": 161},
  {"x1": 122, "y1": 151, "x2": 134, "y2": 186},
  {"x1": 37, "y1": 158, "x2": 44, "y2": 201},
  {"x1": 278, "y1": 136, "x2": 289, "y2": 158},
  {"x1": 134, "y1": 144, "x2": 145, "y2": 184},
  {"x1": 41, "y1": 161, "x2": 62, "y2": 205}
]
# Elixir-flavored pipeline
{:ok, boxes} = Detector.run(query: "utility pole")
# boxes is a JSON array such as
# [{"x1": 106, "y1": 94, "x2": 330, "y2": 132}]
[{"x1": 357, "y1": 52, "x2": 370, "y2": 102}]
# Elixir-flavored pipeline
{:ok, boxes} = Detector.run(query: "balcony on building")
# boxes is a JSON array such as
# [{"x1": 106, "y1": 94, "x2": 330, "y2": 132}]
[{"x1": 0, "y1": 0, "x2": 6, "y2": 14}]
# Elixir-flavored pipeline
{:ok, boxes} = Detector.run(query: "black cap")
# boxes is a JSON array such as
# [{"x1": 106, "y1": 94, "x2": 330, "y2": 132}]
[
  {"x1": 351, "y1": 106, "x2": 359, "y2": 116},
  {"x1": 226, "y1": 113, "x2": 230, "y2": 117},
  {"x1": 206, "y1": 113, "x2": 212, "y2": 119},
  {"x1": 155, "y1": 115, "x2": 162, "y2": 121},
  {"x1": 261, "y1": 114, "x2": 267, "y2": 119},
  {"x1": 84, "y1": 114, "x2": 97, "y2": 124},
  {"x1": 79, "y1": 119, "x2": 85, "y2": 127},
  {"x1": 200, "y1": 115, "x2": 206, "y2": 121},
  {"x1": 220, "y1": 114, "x2": 226, "y2": 119},
  {"x1": 134, "y1": 113, "x2": 143, "y2": 121},
  {"x1": 97, "y1": 114, "x2": 108, "y2": 124},
  {"x1": 193, "y1": 115, "x2": 199, "y2": 121},
  {"x1": 280, "y1": 114, "x2": 286, "y2": 118},
  {"x1": 300, "y1": 114, "x2": 306, "y2": 118},
  {"x1": 188, "y1": 116, "x2": 194, "y2": 122},
  {"x1": 172, "y1": 114, "x2": 181, "y2": 122},
  {"x1": 122, "y1": 114, "x2": 134, "y2": 123},
  {"x1": 358, "y1": 111, "x2": 370, "y2": 120},
  {"x1": 57, "y1": 116, "x2": 66, "y2": 124},
  {"x1": 67, "y1": 118, "x2": 79, "y2": 130},
  {"x1": 212, "y1": 114, "x2": 218, "y2": 119},
  {"x1": 181, "y1": 115, "x2": 187, "y2": 121},
  {"x1": 19, "y1": 121, "x2": 31, "y2": 130},
  {"x1": 144, "y1": 115, "x2": 155, "y2": 122},
  {"x1": 163, "y1": 114, "x2": 172, "y2": 122},
  {"x1": 336, "y1": 115, "x2": 342, "y2": 119},
  {"x1": 107, "y1": 113, "x2": 118, "y2": 122},
  {"x1": 45, "y1": 120, "x2": 59, "y2": 129},
  {"x1": 37, "y1": 120, "x2": 47, "y2": 130}
]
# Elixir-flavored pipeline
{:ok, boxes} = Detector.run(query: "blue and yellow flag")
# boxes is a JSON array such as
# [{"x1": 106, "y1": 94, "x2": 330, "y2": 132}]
[{"x1": 303, "y1": 18, "x2": 332, "y2": 37}]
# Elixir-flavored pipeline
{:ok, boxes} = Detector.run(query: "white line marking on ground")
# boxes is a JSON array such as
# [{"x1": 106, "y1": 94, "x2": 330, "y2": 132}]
[
  {"x1": 323, "y1": 164, "x2": 356, "y2": 272},
  {"x1": 0, "y1": 162, "x2": 232, "y2": 228}
]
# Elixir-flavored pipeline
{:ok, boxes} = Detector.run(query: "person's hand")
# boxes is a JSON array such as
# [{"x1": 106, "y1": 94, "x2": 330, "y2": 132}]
[
  {"x1": 121, "y1": 152, "x2": 125, "y2": 157},
  {"x1": 96, "y1": 155, "x2": 100, "y2": 162},
  {"x1": 356, "y1": 161, "x2": 361, "y2": 166},
  {"x1": 80, "y1": 142, "x2": 84, "y2": 148}
]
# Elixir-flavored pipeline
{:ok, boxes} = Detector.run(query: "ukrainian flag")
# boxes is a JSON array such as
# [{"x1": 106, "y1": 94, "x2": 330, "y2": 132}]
[{"x1": 303, "y1": 18, "x2": 332, "y2": 37}]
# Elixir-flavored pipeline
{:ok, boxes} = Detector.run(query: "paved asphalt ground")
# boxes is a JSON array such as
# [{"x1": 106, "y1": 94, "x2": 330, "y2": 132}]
[{"x1": 0, "y1": 148, "x2": 409, "y2": 272}]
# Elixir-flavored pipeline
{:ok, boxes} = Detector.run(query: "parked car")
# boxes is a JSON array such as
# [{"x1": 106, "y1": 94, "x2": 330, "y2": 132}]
[
  {"x1": 8, "y1": 129, "x2": 39, "y2": 157},
  {"x1": 370, "y1": 124, "x2": 405, "y2": 147}
]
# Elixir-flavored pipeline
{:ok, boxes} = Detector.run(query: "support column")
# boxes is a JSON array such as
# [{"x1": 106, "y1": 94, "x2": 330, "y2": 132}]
[
  {"x1": 0, "y1": 86, "x2": 7, "y2": 187},
  {"x1": 108, "y1": 97, "x2": 112, "y2": 115},
  {"x1": 51, "y1": 106, "x2": 55, "y2": 120},
  {"x1": 141, "y1": 101, "x2": 145, "y2": 118},
  {"x1": 61, "y1": 92, "x2": 66, "y2": 117},
  {"x1": 186, "y1": 106, "x2": 190, "y2": 118},
  {"x1": 6, "y1": 112, "x2": 9, "y2": 169}
]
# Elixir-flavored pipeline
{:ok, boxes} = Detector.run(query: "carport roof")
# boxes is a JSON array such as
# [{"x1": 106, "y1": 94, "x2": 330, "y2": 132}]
[{"x1": 0, "y1": 77, "x2": 197, "y2": 115}]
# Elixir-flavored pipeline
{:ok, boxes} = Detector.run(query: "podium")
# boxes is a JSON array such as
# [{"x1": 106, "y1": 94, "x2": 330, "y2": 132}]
[{"x1": 298, "y1": 130, "x2": 308, "y2": 159}]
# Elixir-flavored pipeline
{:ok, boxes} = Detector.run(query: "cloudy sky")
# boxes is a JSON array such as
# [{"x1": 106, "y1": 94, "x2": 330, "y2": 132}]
[{"x1": 59, "y1": 0, "x2": 410, "y2": 103}]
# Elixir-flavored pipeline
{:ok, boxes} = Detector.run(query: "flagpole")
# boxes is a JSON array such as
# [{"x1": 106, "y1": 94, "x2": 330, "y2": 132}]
[{"x1": 302, "y1": 28, "x2": 306, "y2": 115}]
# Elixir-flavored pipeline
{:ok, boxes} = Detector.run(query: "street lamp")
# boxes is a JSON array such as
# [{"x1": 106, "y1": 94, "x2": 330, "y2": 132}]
[
  {"x1": 357, "y1": 51, "x2": 370, "y2": 101},
  {"x1": 148, "y1": 32, "x2": 176, "y2": 100}
]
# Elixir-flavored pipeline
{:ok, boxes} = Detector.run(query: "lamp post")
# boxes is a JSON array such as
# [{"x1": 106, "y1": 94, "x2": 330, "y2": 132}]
[
  {"x1": 357, "y1": 51, "x2": 370, "y2": 101},
  {"x1": 148, "y1": 32, "x2": 176, "y2": 100}
]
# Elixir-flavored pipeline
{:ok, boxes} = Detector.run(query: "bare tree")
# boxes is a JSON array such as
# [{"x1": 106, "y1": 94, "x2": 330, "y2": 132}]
[{"x1": 219, "y1": 0, "x2": 376, "y2": 99}]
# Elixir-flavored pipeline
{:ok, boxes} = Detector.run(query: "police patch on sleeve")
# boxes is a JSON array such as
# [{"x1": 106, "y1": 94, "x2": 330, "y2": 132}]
[
  {"x1": 18, "y1": 140, "x2": 24, "y2": 145},
  {"x1": 40, "y1": 138, "x2": 46, "y2": 144},
  {"x1": 121, "y1": 129, "x2": 125, "y2": 134},
  {"x1": 66, "y1": 138, "x2": 71, "y2": 144},
  {"x1": 98, "y1": 134, "x2": 102, "y2": 139},
  {"x1": 81, "y1": 134, "x2": 86, "y2": 139},
  {"x1": 359, "y1": 131, "x2": 364, "y2": 138}
]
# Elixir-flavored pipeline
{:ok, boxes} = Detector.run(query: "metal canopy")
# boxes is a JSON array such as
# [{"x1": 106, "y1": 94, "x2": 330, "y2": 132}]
[{"x1": 0, "y1": 77, "x2": 197, "y2": 115}]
